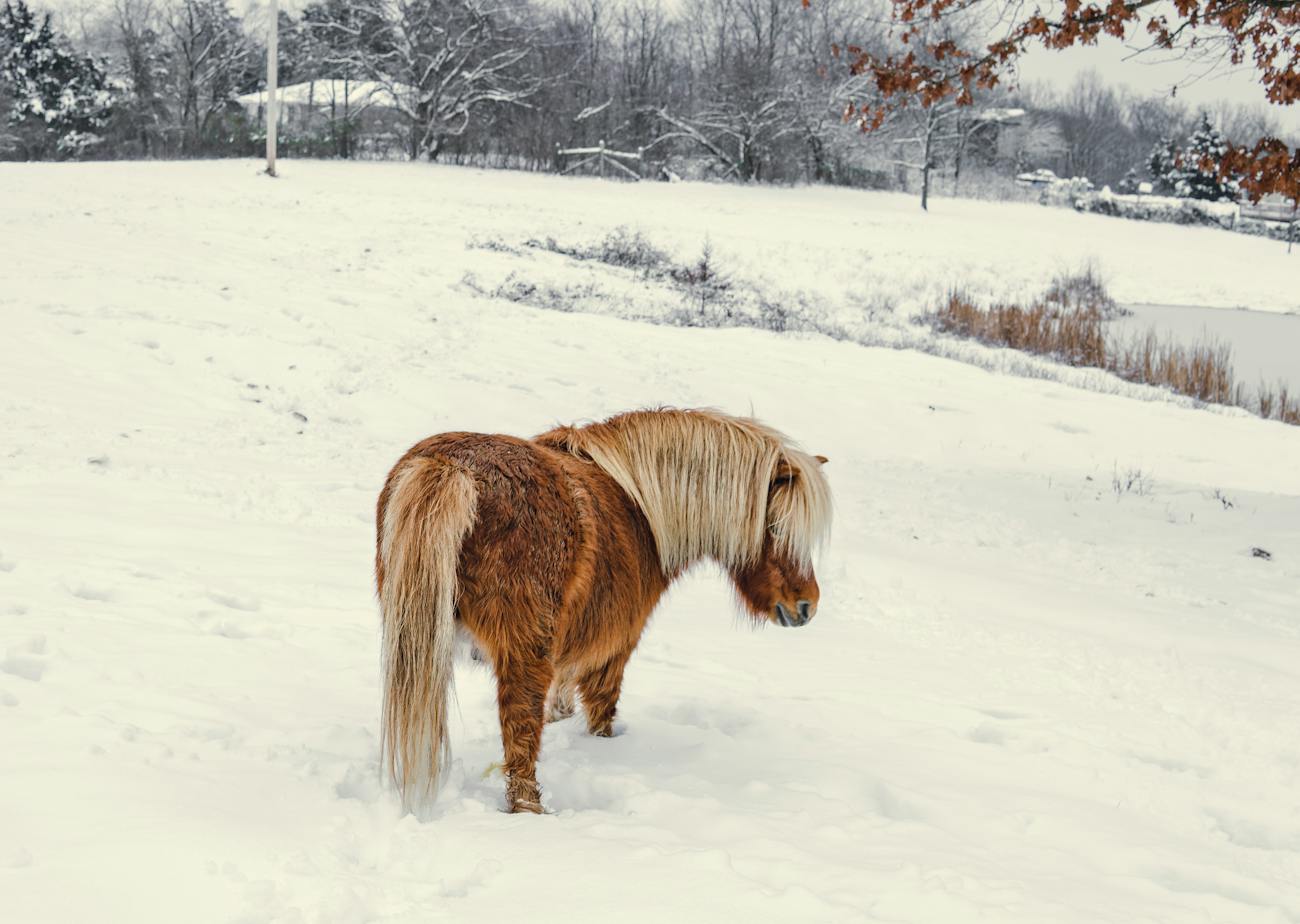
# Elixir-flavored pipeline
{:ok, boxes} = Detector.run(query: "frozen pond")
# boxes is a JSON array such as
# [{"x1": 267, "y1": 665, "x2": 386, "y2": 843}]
[{"x1": 1110, "y1": 303, "x2": 1300, "y2": 392}]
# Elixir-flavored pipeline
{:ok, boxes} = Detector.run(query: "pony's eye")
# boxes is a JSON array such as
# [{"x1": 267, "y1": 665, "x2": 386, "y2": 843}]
[{"x1": 771, "y1": 474, "x2": 796, "y2": 489}]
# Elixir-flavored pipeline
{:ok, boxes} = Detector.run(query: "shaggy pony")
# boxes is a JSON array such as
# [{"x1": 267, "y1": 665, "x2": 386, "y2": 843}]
[{"x1": 376, "y1": 408, "x2": 831, "y2": 814}]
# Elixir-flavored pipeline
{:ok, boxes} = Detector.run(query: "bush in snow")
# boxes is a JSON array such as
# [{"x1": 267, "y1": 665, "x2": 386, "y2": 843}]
[
  {"x1": 0, "y1": 0, "x2": 115, "y2": 159},
  {"x1": 525, "y1": 227, "x2": 671, "y2": 275},
  {"x1": 1079, "y1": 189, "x2": 1237, "y2": 229},
  {"x1": 1024, "y1": 173, "x2": 1095, "y2": 208}
]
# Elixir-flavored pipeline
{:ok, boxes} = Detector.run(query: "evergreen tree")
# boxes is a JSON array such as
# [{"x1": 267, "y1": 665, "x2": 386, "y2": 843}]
[
  {"x1": 0, "y1": 0, "x2": 115, "y2": 158},
  {"x1": 1175, "y1": 112, "x2": 1239, "y2": 201},
  {"x1": 1147, "y1": 137, "x2": 1179, "y2": 195},
  {"x1": 1117, "y1": 167, "x2": 1139, "y2": 195}
]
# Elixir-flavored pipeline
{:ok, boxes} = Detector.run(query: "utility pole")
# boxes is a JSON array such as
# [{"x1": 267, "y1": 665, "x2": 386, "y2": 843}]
[{"x1": 266, "y1": 0, "x2": 279, "y2": 177}]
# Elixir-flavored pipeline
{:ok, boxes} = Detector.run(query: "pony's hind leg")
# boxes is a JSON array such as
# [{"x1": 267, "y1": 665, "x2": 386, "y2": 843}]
[
  {"x1": 545, "y1": 668, "x2": 577, "y2": 723},
  {"x1": 577, "y1": 650, "x2": 632, "y2": 738},
  {"x1": 494, "y1": 654, "x2": 553, "y2": 813}
]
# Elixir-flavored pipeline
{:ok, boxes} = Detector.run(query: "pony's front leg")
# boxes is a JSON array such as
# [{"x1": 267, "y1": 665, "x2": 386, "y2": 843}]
[
  {"x1": 577, "y1": 651, "x2": 632, "y2": 738},
  {"x1": 494, "y1": 656, "x2": 553, "y2": 813}
]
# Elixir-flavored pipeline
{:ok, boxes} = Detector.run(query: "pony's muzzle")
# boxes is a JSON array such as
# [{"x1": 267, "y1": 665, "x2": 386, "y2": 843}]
[{"x1": 775, "y1": 600, "x2": 815, "y2": 627}]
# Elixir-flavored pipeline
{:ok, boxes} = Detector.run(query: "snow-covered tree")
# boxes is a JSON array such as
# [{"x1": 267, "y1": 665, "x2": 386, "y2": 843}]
[
  {"x1": 161, "y1": 0, "x2": 254, "y2": 154},
  {"x1": 0, "y1": 0, "x2": 115, "y2": 158},
  {"x1": 108, "y1": 0, "x2": 172, "y2": 156},
  {"x1": 306, "y1": 0, "x2": 539, "y2": 160},
  {"x1": 1147, "y1": 137, "x2": 1179, "y2": 195},
  {"x1": 1175, "y1": 111, "x2": 1239, "y2": 201}
]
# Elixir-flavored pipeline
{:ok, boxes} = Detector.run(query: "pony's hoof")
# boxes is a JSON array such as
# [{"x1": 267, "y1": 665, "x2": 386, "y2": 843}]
[
  {"x1": 506, "y1": 776, "x2": 544, "y2": 813},
  {"x1": 589, "y1": 719, "x2": 624, "y2": 738},
  {"x1": 546, "y1": 705, "x2": 575, "y2": 724}
]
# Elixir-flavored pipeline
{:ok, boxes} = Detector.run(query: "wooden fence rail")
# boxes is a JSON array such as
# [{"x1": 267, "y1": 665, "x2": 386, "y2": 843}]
[
  {"x1": 555, "y1": 140, "x2": 644, "y2": 180},
  {"x1": 1240, "y1": 196, "x2": 1298, "y2": 253}
]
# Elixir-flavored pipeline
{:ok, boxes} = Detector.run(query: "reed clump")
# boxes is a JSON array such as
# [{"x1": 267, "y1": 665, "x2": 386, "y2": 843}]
[{"x1": 930, "y1": 270, "x2": 1297, "y2": 426}]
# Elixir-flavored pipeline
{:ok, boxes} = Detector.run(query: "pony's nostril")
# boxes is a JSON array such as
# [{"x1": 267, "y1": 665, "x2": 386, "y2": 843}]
[
  {"x1": 774, "y1": 602, "x2": 792, "y2": 627},
  {"x1": 797, "y1": 600, "x2": 812, "y2": 623}
]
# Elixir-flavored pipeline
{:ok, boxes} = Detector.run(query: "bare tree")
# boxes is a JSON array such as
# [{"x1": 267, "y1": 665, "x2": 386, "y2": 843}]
[
  {"x1": 886, "y1": 98, "x2": 961, "y2": 209},
  {"x1": 649, "y1": 0, "x2": 801, "y2": 180},
  {"x1": 308, "y1": 0, "x2": 539, "y2": 160},
  {"x1": 161, "y1": 0, "x2": 252, "y2": 154},
  {"x1": 1050, "y1": 71, "x2": 1132, "y2": 183},
  {"x1": 785, "y1": 0, "x2": 880, "y2": 182}
]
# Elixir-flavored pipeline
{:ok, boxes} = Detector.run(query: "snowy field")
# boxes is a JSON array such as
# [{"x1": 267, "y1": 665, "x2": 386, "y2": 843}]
[{"x1": 2, "y1": 160, "x2": 1299, "y2": 923}]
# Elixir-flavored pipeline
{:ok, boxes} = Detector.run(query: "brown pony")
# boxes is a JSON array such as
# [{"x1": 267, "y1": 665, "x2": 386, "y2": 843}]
[{"x1": 375, "y1": 408, "x2": 831, "y2": 815}]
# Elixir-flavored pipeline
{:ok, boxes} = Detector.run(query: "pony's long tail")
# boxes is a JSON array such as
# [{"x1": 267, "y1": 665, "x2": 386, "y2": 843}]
[{"x1": 377, "y1": 455, "x2": 478, "y2": 815}]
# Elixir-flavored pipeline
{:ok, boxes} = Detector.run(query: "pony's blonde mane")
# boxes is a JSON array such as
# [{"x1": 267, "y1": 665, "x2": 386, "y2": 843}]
[{"x1": 543, "y1": 408, "x2": 831, "y2": 573}]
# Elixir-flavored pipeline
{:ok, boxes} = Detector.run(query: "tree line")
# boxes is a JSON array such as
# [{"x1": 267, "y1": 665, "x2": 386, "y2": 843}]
[{"x1": 2, "y1": 0, "x2": 1293, "y2": 204}]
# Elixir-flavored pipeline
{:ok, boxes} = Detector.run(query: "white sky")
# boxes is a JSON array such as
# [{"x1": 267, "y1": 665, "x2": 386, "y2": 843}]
[
  {"x1": 33, "y1": 0, "x2": 1300, "y2": 137},
  {"x1": 1016, "y1": 32, "x2": 1300, "y2": 136}
]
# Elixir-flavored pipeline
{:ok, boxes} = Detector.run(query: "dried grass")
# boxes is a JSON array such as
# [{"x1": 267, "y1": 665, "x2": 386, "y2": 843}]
[{"x1": 930, "y1": 270, "x2": 1297, "y2": 427}]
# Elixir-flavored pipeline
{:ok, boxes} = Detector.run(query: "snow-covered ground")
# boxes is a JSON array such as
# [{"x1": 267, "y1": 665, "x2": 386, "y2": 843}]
[{"x1": 2, "y1": 160, "x2": 1299, "y2": 923}]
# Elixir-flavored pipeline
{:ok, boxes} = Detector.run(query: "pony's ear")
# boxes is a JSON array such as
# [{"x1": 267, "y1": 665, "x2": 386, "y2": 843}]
[
  {"x1": 773, "y1": 458, "x2": 799, "y2": 485},
  {"x1": 814, "y1": 454, "x2": 829, "y2": 465}
]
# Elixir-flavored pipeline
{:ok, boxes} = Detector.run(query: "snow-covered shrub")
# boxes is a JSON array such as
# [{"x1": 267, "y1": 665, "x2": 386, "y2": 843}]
[
  {"x1": 0, "y1": 0, "x2": 116, "y2": 159},
  {"x1": 1024, "y1": 173, "x2": 1095, "y2": 207},
  {"x1": 594, "y1": 227, "x2": 671, "y2": 272},
  {"x1": 1043, "y1": 264, "x2": 1122, "y2": 318},
  {"x1": 1080, "y1": 188, "x2": 1238, "y2": 229},
  {"x1": 525, "y1": 227, "x2": 671, "y2": 275},
  {"x1": 1235, "y1": 214, "x2": 1299, "y2": 243}
]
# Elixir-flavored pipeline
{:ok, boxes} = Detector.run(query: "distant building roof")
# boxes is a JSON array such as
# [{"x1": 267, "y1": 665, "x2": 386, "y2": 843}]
[
  {"x1": 238, "y1": 79, "x2": 412, "y2": 111},
  {"x1": 975, "y1": 108, "x2": 1027, "y2": 123}
]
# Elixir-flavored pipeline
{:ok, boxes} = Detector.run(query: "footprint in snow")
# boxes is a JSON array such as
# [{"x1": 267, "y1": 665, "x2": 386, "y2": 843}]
[
  {"x1": 194, "y1": 607, "x2": 278, "y2": 641},
  {"x1": 438, "y1": 859, "x2": 503, "y2": 898},
  {"x1": 968, "y1": 723, "x2": 1008, "y2": 746},
  {"x1": 335, "y1": 762, "x2": 383, "y2": 803},
  {"x1": 70, "y1": 583, "x2": 115, "y2": 602},
  {"x1": 207, "y1": 591, "x2": 261, "y2": 612},
  {"x1": 659, "y1": 700, "x2": 754, "y2": 736},
  {"x1": 1, "y1": 847, "x2": 33, "y2": 869},
  {"x1": 976, "y1": 707, "x2": 1030, "y2": 721},
  {"x1": 1206, "y1": 808, "x2": 1300, "y2": 852},
  {"x1": 0, "y1": 662, "x2": 43, "y2": 683},
  {"x1": 2, "y1": 636, "x2": 48, "y2": 682},
  {"x1": 867, "y1": 781, "x2": 926, "y2": 822}
]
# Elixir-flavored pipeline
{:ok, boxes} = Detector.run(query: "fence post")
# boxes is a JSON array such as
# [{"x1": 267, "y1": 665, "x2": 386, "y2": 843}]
[
  {"x1": 636, "y1": 146, "x2": 644, "y2": 180},
  {"x1": 599, "y1": 139, "x2": 606, "y2": 179},
  {"x1": 554, "y1": 142, "x2": 561, "y2": 174}
]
